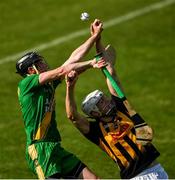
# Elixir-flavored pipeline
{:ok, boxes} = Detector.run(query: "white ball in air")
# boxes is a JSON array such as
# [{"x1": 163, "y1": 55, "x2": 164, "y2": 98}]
[{"x1": 80, "y1": 12, "x2": 90, "y2": 21}]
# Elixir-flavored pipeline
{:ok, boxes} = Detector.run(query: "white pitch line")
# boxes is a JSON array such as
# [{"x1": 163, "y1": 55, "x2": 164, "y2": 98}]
[
  {"x1": 154, "y1": 139, "x2": 175, "y2": 144},
  {"x1": 0, "y1": 0, "x2": 174, "y2": 65}
]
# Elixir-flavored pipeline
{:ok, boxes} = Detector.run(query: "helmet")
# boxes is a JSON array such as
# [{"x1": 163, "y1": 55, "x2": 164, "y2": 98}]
[
  {"x1": 81, "y1": 90, "x2": 103, "y2": 117},
  {"x1": 16, "y1": 52, "x2": 44, "y2": 76}
]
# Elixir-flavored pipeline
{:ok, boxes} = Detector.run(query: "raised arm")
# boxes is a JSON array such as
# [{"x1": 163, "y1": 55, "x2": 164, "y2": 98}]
[
  {"x1": 91, "y1": 20, "x2": 124, "y2": 97},
  {"x1": 103, "y1": 45, "x2": 125, "y2": 97},
  {"x1": 63, "y1": 19, "x2": 103, "y2": 66},
  {"x1": 65, "y1": 71, "x2": 90, "y2": 134},
  {"x1": 39, "y1": 19, "x2": 104, "y2": 85}
]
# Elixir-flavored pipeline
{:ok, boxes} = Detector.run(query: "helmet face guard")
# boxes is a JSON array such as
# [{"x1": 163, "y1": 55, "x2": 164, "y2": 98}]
[
  {"x1": 16, "y1": 52, "x2": 45, "y2": 76},
  {"x1": 104, "y1": 102, "x2": 116, "y2": 117},
  {"x1": 81, "y1": 90, "x2": 117, "y2": 118}
]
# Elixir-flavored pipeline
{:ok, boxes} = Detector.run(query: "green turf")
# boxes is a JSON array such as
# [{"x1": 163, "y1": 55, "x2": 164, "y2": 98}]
[{"x1": 0, "y1": 0, "x2": 174, "y2": 178}]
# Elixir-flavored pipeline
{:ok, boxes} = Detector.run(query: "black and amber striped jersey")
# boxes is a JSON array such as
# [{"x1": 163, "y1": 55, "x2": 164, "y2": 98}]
[{"x1": 84, "y1": 95, "x2": 160, "y2": 179}]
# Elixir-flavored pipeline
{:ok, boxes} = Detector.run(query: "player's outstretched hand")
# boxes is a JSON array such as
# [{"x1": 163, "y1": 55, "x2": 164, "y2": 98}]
[
  {"x1": 92, "y1": 57, "x2": 107, "y2": 69},
  {"x1": 90, "y1": 19, "x2": 103, "y2": 37}
]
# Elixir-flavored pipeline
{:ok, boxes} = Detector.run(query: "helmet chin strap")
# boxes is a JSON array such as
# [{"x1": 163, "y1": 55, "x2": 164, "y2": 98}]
[
  {"x1": 26, "y1": 64, "x2": 39, "y2": 76},
  {"x1": 32, "y1": 64, "x2": 39, "y2": 74}
]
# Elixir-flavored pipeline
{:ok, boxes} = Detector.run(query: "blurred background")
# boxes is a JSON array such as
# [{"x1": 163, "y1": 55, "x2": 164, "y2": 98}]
[{"x1": 0, "y1": 0, "x2": 174, "y2": 178}]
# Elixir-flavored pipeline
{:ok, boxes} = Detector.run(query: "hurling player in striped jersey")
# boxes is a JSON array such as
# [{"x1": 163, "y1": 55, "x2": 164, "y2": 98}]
[{"x1": 65, "y1": 19, "x2": 168, "y2": 179}]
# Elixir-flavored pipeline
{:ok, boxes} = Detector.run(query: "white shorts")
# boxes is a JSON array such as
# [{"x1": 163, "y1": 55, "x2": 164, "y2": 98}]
[{"x1": 131, "y1": 163, "x2": 168, "y2": 180}]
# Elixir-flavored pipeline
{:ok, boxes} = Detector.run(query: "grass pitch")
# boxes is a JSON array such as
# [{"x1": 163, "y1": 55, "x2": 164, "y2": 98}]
[{"x1": 0, "y1": 0, "x2": 174, "y2": 178}]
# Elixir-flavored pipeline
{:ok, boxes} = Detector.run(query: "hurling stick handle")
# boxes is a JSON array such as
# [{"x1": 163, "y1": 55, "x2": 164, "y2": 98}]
[
  {"x1": 102, "y1": 66, "x2": 146, "y2": 124},
  {"x1": 95, "y1": 53, "x2": 147, "y2": 125},
  {"x1": 95, "y1": 53, "x2": 125, "y2": 99},
  {"x1": 102, "y1": 67, "x2": 125, "y2": 98}
]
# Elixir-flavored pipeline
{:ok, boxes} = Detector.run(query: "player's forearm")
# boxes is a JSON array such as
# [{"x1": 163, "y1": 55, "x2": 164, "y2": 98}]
[
  {"x1": 67, "y1": 59, "x2": 96, "y2": 73},
  {"x1": 106, "y1": 67, "x2": 118, "y2": 96},
  {"x1": 96, "y1": 37, "x2": 105, "y2": 54},
  {"x1": 66, "y1": 85, "x2": 90, "y2": 134},
  {"x1": 63, "y1": 34, "x2": 99, "y2": 65},
  {"x1": 39, "y1": 59, "x2": 95, "y2": 84},
  {"x1": 66, "y1": 86, "x2": 78, "y2": 121},
  {"x1": 106, "y1": 65, "x2": 125, "y2": 96}
]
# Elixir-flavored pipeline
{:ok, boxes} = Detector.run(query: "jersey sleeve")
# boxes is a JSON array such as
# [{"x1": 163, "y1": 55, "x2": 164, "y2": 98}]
[
  {"x1": 18, "y1": 74, "x2": 40, "y2": 96},
  {"x1": 84, "y1": 121, "x2": 101, "y2": 145}
]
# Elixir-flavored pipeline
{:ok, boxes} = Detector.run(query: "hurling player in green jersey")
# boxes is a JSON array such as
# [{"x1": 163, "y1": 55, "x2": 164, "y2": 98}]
[{"x1": 16, "y1": 19, "x2": 106, "y2": 179}]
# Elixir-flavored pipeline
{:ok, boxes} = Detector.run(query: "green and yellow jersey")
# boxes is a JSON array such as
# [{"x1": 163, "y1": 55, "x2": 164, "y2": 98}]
[
  {"x1": 85, "y1": 96, "x2": 160, "y2": 179},
  {"x1": 17, "y1": 74, "x2": 81, "y2": 178},
  {"x1": 18, "y1": 74, "x2": 61, "y2": 146}
]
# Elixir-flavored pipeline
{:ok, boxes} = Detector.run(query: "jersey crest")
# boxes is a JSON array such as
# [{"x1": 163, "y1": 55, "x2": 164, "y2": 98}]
[{"x1": 100, "y1": 111, "x2": 134, "y2": 144}]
